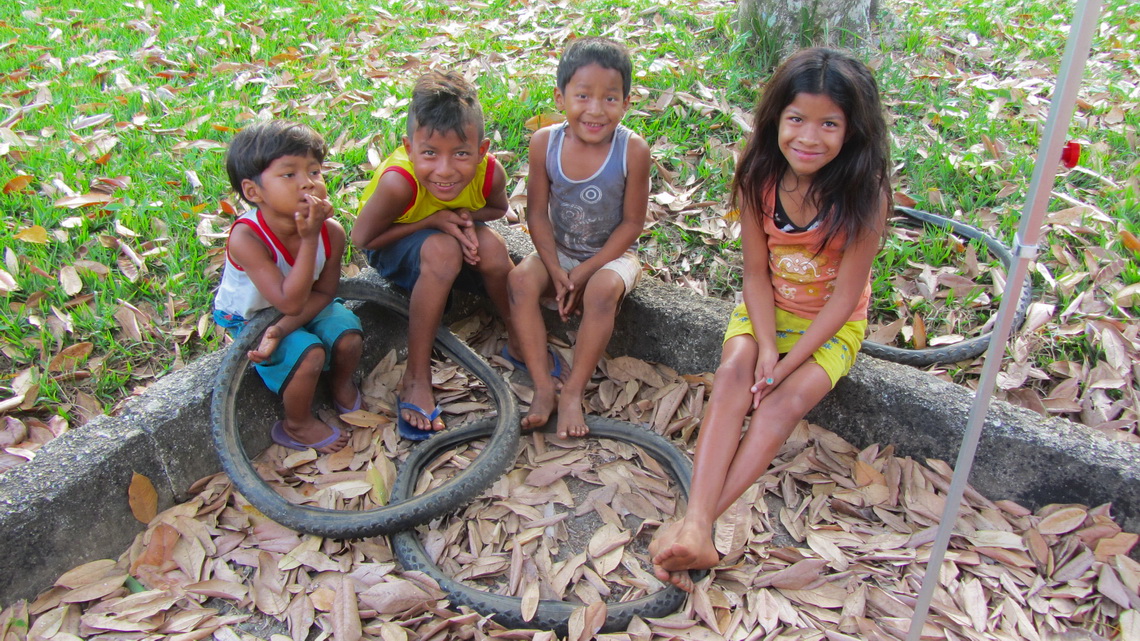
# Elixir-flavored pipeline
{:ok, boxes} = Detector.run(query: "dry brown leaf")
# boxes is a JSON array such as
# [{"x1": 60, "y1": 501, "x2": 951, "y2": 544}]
[
  {"x1": 1037, "y1": 506, "x2": 1087, "y2": 535},
  {"x1": 759, "y1": 558, "x2": 829, "y2": 590},
  {"x1": 15, "y1": 225, "x2": 49, "y2": 243},
  {"x1": 128, "y1": 472, "x2": 158, "y2": 524},
  {"x1": 55, "y1": 559, "x2": 119, "y2": 589},
  {"x1": 2, "y1": 174, "x2": 33, "y2": 193},
  {"x1": 331, "y1": 575, "x2": 362, "y2": 641},
  {"x1": 54, "y1": 192, "x2": 114, "y2": 208}
]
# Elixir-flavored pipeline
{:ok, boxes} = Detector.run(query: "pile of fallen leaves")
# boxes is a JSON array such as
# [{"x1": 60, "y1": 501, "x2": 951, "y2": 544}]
[{"x1": 2, "y1": 315, "x2": 1136, "y2": 641}]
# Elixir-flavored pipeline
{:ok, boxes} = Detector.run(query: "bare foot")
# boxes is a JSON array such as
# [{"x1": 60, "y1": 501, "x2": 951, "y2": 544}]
[
  {"x1": 556, "y1": 391, "x2": 589, "y2": 438},
  {"x1": 280, "y1": 416, "x2": 350, "y2": 454},
  {"x1": 399, "y1": 376, "x2": 445, "y2": 432},
  {"x1": 653, "y1": 519, "x2": 720, "y2": 574},
  {"x1": 249, "y1": 324, "x2": 285, "y2": 363},
  {"x1": 522, "y1": 385, "x2": 556, "y2": 431},
  {"x1": 649, "y1": 522, "x2": 697, "y2": 592}
]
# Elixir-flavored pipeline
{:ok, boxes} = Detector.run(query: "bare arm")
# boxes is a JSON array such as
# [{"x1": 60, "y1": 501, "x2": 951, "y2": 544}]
[
  {"x1": 763, "y1": 196, "x2": 888, "y2": 392},
  {"x1": 230, "y1": 193, "x2": 330, "y2": 317}
]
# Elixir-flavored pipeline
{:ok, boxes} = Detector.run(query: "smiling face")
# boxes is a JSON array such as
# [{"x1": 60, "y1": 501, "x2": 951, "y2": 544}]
[
  {"x1": 403, "y1": 123, "x2": 489, "y2": 202},
  {"x1": 554, "y1": 62, "x2": 630, "y2": 147},
  {"x1": 778, "y1": 92, "x2": 847, "y2": 179},
  {"x1": 242, "y1": 153, "x2": 327, "y2": 217}
]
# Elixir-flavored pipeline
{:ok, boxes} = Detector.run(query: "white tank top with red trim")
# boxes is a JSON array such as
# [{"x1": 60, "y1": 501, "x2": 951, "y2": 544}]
[{"x1": 214, "y1": 209, "x2": 330, "y2": 320}]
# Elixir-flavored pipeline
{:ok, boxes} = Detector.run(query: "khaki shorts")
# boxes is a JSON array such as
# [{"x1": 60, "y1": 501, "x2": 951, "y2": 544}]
[
  {"x1": 531, "y1": 250, "x2": 642, "y2": 297},
  {"x1": 723, "y1": 303, "x2": 866, "y2": 388}
]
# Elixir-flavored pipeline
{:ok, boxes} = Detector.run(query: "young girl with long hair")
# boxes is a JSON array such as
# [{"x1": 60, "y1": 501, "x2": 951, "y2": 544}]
[{"x1": 651, "y1": 48, "x2": 891, "y2": 591}]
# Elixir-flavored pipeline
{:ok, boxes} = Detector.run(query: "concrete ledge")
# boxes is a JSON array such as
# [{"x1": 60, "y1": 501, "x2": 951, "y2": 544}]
[{"x1": 2, "y1": 225, "x2": 1137, "y2": 604}]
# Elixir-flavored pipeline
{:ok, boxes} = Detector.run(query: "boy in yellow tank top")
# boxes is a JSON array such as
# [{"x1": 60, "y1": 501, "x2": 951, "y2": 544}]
[{"x1": 351, "y1": 71, "x2": 516, "y2": 440}]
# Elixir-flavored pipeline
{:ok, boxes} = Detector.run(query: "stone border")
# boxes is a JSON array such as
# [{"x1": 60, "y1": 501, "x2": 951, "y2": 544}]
[{"x1": 1, "y1": 224, "x2": 1137, "y2": 604}]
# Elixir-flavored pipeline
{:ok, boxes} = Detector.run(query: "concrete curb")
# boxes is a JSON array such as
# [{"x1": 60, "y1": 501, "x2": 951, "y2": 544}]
[{"x1": 2, "y1": 224, "x2": 1137, "y2": 605}]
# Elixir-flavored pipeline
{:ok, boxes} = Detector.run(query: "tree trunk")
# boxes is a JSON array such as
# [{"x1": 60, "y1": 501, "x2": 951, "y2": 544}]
[{"x1": 736, "y1": 0, "x2": 875, "y2": 59}]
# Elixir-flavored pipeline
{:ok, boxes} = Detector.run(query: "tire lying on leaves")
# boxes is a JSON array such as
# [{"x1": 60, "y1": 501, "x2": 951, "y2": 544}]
[
  {"x1": 390, "y1": 415, "x2": 706, "y2": 635},
  {"x1": 210, "y1": 277, "x2": 520, "y2": 539},
  {"x1": 861, "y1": 206, "x2": 1033, "y2": 366}
]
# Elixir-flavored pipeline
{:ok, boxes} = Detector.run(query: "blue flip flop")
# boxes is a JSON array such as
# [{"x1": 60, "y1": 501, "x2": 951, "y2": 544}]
[
  {"x1": 396, "y1": 396, "x2": 442, "y2": 441},
  {"x1": 499, "y1": 345, "x2": 562, "y2": 379},
  {"x1": 271, "y1": 420, "x2": 345, "y2": 452}
]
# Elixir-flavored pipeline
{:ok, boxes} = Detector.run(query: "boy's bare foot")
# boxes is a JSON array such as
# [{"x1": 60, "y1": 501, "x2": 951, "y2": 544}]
[
  {"x1": 653, "y1": 519, "x2": 720, "y2": 576},
  {"x1": 249, "y1": 325, "x2": 285, "y2": 363},
  {"x1": 521, "y1": 386, "x2": 556, "y2": 431},
  {"x1": 556, "y1": 392, "x2": 589, "y2": 438},
  {"x1": 275, "y1": 417, "x2": 350, "y2": 454},
  {"x1": 399, "y1": 377, "x2": 445, "y2": 432}
]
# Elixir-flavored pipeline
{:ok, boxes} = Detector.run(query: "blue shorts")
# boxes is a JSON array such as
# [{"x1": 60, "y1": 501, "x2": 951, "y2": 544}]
[
  {"x1": 214, "y1": 301, "x2": 362, "y2": 395},
  {"x1": 365, "y1": 226, "x2": 486, "y2": 294}
]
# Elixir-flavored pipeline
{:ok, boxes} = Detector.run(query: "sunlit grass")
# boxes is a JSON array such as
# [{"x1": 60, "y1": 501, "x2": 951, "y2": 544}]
[{"x1": 0, "y1": 0, "x2": 1136, "y2": 432}]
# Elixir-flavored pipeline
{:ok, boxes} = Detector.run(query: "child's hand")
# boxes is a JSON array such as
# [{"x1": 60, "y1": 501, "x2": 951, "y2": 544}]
[
  {"x1": 432, "y1": 210, "x2": 479, "y2": 265},
  {"x1": 249, "y1": 324, "x2": 285, "y2": 363},
  {"x1": 551, "y1": 268, "x2": 577, "y2": 321},
  {"x1": 557, "y1": 264, "x2": 594, "y2": 320},
  {"x1": 294, "y1": 193, "x2": 332, "y2": 238},
  {"x1": 750, "y1": 347, "x2": 780, "y2": 408},
  {"x1": 455, "y1": 208, "x2": 480, "y2": 265}
]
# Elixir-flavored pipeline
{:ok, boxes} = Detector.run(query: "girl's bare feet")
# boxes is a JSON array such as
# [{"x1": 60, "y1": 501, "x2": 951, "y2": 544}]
[
  {"x1": 649, "y1": 521, "x2": 697, "y2": 592},
  {"x1": 652, "y1": 518, "x2": 720, "y2": 576}
]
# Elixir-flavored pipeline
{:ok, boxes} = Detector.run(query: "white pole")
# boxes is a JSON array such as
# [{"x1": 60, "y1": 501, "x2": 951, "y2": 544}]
[{"x1": 904, "y1": 0, "x2": 1103, "y2": 638}]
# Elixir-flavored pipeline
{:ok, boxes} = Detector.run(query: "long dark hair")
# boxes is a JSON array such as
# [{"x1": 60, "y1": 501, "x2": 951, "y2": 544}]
[{"x1": 733, "y1": 48, "x2": 890, "y2": 250}]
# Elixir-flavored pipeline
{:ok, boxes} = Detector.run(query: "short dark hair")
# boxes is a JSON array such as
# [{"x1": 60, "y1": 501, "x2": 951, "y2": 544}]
[
  {"x1": 556, "y1": 37, "x2": 633, "y2": 97},
  {"x1": 226, "y1": 120, "x2": 328, "y2": 203},
  {"x1": 406, "y1": 71, "x2": 485, "y2": 142}
]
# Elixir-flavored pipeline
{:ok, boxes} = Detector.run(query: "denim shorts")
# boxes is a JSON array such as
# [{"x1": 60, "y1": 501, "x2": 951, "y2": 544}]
[{"x1": 365, "y1": 226, "x2": 486, "y2": 294}]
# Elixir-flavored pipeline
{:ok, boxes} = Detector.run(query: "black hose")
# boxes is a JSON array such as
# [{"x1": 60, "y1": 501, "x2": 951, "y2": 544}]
[{"x1": 861, "y1": 206, "x2": 1032, "y2": 366}]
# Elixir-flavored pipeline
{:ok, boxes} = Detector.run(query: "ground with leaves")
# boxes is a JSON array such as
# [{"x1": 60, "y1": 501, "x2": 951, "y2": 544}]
[
  {"x1": 0, "y1": 0, "x2": 1138, "y2": 472},
  {"x1": 2, "y1": 314, "x2": 1138, "y2": 640}
]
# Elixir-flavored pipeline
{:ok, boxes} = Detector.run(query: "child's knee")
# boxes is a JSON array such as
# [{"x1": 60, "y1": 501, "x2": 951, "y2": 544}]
[
  {"x1": 335, "y1": 331, "x2": 363, "y2": 357},
  {"x1": 418, "y1": 234, "x2": 463, "y2": 279},
  {"x1": 582, "y1": 275, "x2": 624, "y2": 314},
  {"x1": 508, "y1": 265, "x2": 542, "y2": 302},
  {"x1": 293, "y1": 345, "x2": 326, "y2": 380}
]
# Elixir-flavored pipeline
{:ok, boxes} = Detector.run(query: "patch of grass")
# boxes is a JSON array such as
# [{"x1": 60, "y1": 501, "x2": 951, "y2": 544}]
[{"x1": 0, "y1": 0, "x2": 1136, "y2": 437}]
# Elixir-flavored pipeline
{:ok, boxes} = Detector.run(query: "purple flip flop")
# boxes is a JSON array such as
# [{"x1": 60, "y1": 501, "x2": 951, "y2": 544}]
[{"x1": 271, "y1": 420, "x2": 345, "y2": 451}]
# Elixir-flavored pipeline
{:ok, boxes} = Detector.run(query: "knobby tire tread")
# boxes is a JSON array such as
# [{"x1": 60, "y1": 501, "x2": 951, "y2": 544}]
[
  {"x1": 391, "y1": 416, "x2": 705, "y2": 635},
  {"x1": 210, "y1": 277, "x2": 520, "y2": 539}
]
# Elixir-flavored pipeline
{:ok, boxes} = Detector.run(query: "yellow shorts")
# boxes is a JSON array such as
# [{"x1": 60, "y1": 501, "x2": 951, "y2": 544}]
[{"x1": 723, "y1": 303, "x2": 866, "y2": 388}]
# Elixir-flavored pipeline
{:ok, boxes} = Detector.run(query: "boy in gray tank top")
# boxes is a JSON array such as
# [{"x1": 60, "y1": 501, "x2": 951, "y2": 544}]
[{"x1": 506, "y1": 37, "x2": 650, "y2": 439}]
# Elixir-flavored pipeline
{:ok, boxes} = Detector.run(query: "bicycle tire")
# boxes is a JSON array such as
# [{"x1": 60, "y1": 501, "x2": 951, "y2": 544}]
[
  {"x1": 861, "y1": 206, "x2": 1033, "y2": 366},
  {"x1": 210, "y1": 277, "x2": 520, "y2": 539},
  {"x1": 390, "y1": 416, "x2": 706, "y2": 635}
]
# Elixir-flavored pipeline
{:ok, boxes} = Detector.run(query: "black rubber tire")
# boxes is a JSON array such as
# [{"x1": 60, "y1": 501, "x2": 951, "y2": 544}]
[
  {"x1": 390, "y1": 416, "x2": 706, "y2": 635},
  {"x1": 210, "y1": 277, "x2": 520, "y2": 539},
  {"x1": 861, "y1": 206, "x2": 1033, "y2": 366}
]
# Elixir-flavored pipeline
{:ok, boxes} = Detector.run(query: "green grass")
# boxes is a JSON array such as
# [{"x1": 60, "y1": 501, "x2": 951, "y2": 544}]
[{"x1": 0, "y1": 0, "x2": 1136, "y2": 436}]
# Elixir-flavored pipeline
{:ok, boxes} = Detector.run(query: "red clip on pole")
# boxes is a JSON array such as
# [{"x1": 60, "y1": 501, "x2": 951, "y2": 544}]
[{"x1": 1061, "y1": 141, "x2": 1081, "y2": 168}]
